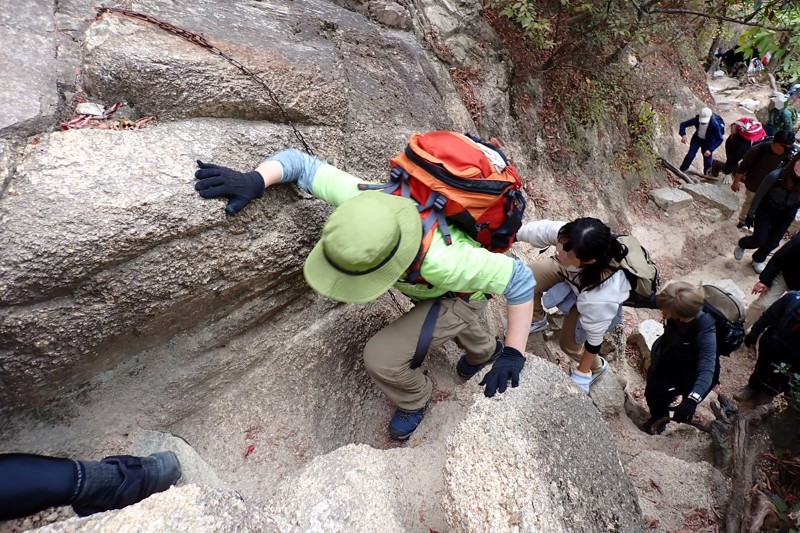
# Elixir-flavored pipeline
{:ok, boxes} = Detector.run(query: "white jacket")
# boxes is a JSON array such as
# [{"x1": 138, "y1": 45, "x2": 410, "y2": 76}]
[{"x1": 517, "y1": 220, "x2": 632, "y2": 346}]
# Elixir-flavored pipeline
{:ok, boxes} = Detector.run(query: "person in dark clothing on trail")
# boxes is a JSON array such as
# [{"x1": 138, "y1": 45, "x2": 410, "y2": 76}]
[
  {"x1": 744, "y1": 232, "x2": 800, "y2": 329},
  {"x1": 731, "y1": 130, "x2": 796, "y2": 229},
  {"x1": 0, "y1": 451, "x2": 180, "y2": 521},
  {"x1": 641, "y1": 282, "x2": 718, "y2": 435},
  {"x1": 715, "y1": 117, "x2": 766, "y2": 177},
  {"x1": 679, "y1": 107, "x2": 725, "y2": 175},
  {"x1": 734, "y1": 291, "x2": 800, "y2": 404},
  {"x1": 716, "y1": 47, "x2": 748, "y2": 77},
  {"x1": 734, "y1": 152, "x2": 800, "y2": 273}
]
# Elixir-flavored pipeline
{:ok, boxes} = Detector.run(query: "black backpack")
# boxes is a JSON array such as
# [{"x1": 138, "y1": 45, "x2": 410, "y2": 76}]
[{"x1": 701, "y1": 284, "x2": 746, "y2": 357}]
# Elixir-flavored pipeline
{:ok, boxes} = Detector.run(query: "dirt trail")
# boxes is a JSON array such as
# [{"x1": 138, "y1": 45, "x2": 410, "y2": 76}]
[{"x1": 608, "y1": 73, "x2": 783, "y2": 532}]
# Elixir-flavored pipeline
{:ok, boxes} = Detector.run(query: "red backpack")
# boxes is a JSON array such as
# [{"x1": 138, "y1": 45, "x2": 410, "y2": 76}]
[{"x1": 359, "y1": 131, "x2": 526, "y2": 283}]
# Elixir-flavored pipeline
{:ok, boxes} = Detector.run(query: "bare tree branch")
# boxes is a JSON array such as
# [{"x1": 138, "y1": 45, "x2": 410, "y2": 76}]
[{"x1": 646, "y1": 7, "x2": 793, "y2": 31}]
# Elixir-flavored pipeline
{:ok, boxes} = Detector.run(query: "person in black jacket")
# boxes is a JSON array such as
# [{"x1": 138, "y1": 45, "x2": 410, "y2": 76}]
[
  {"x1": 734, "y1": 291, "x2": 800, "y2": 403},
  {"x1": 745, "y1": 233, "x2": 800, "y2": 329},
  {"x1": 735, "y1": 152, "x2": 800, "y2": 273},
  {"x1": 641, "y1": 282, "x2": 718, "y2": 435}
]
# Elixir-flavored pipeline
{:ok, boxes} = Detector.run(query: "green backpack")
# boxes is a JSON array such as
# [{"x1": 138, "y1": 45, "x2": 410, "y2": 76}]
[{"x1": 613, "y1": 235, "x2": 660, "y2": 308}]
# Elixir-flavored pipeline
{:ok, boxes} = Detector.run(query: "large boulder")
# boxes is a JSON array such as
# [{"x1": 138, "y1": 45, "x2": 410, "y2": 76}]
[
  {"x1": 0, "y1": 0, "x2": 59, "y2": 136},
  {"x1": 81, "y1": 0, "x2": 461, "y2": 178},
  {"x1": 443, "y1": 357, "x2": 643, "y2": 532}
]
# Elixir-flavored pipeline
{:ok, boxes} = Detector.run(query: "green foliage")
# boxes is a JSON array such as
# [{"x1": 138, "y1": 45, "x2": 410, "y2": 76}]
[
  {"x1": 774, "y1": 362, "x2": 800, "y2": 409},
  {"x1": 489, "y1": 0, "x2": 554, "y2": 48}
]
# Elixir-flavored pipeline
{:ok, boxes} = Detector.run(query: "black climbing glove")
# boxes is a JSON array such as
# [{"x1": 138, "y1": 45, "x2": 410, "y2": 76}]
[
  {"x1": 745, "y1": 215, "x2": 754, "y2": 228},
  {"x1": 479, "y1": 346, "x2": 525, "y2": 398},
  {"x1": 672, "y1": 397, "x2": 698, "y2": 423},
  {"x1": 744, "y1": 333, "x2": 758, "y2": 348},
  {"x1": 194, "y1": 160, "x2": 265, "y2": 215}
]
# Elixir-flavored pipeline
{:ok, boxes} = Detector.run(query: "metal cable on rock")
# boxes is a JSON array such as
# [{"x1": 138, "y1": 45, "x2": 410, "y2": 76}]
[{"x1": 95, "y1": 6, "x2": 315, "y2": 155}]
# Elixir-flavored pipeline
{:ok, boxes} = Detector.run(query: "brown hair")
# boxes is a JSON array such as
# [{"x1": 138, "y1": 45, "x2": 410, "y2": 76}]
[{"x1": 656, "y1": 281, "x2": 704, "y2": 319}]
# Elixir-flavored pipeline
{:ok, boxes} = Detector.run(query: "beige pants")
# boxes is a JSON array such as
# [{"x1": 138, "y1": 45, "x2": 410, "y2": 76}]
[
  {"x1": 745, "y1": 272, "x2": 788, "y2": 330},
  {"x1": 530, "y1": 258, "x2": 602, "y2": 371},
  {"x1": 363, "y1": 297, "x2": 496, "y2": 411},
  {"x1": 738, "y1": 189, "x2": 757, "y2": 224}
]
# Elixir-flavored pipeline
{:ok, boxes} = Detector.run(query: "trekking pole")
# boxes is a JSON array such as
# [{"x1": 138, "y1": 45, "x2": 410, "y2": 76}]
[{"x1": 94, "y1": 6, "x2": 315, "y2": 156}]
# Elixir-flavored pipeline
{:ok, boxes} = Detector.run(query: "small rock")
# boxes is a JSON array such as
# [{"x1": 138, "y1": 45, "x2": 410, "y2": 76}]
[
  {"x1": 649, "y1": 187, "x2": 693, "y2": 213},
  {"x1": 75, "y1": 102, "x2": 105, "y2": 116},
  {"x1": 712, "y1": 70, "x2": 726, "y2": 78}
]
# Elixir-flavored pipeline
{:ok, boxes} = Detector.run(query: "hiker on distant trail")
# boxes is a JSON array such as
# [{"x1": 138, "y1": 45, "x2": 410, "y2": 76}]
[
  {"x1": 765, "y1": 93, "x2": 795, "y2": 136},
  {"x1": 0, "y1": 451, "x2": 180, "y2": 521},
  {"x1": 640, "y1": 282, "x2": 718, "y2": 435},
  {"x1": 678, "y1": 107, "x2": 725, "y2": 176},
  {"x1": 743, "y1": 233, "x2": 800, "y2": 330},
  {"x1": 515, "y1": 218, "x2": 632, "y2": 393},
  {"x1": 734, "y1": 291, "x2": 800, "y2": 404},
  {"x1": 193, "y1": 134, "x2": 536, "y2": 441},
  {"x1": 734, "y1": 152, "x2": 800, "y2": 274},
  {"x1": 715, "y1": 47, "x2": 748, "y2": 77},
  {"x1": 730, "y1": 130, "x2": 796, "y2": 230},
  {"x1": 714, "y1": 117, "x2": 765, "y2": 178}
]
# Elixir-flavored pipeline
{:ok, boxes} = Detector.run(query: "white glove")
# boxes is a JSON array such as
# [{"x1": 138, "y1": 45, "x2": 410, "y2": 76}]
[
  {"x1": 722, "y1": 174, "x2": 733, "y2": 185},
  {"x1": 570, "y1": 369, "x2": 592, "y2": 393}
]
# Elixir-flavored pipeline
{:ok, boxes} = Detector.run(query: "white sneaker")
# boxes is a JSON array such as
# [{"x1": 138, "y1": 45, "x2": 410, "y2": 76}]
[
  {"x1": 530, "y1": 317, "x2": 549, "y2": 333},
  {"x1": 733, "y1": 246, "x2": 745, "y2": 260},
  {"x1": 753, "y1": 261, "x2": 766, "y2": 274}
]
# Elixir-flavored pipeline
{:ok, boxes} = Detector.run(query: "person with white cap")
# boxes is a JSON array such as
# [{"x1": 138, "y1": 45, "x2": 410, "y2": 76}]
[
  {"x1": 678, "y1": 107, "x2": 725, "y2": 175},
  {"x1": 192, "y1": 143, "x2": 537, "y2": 441},
  {"x1": 766, "y1": 93, "x2": 794, "y2": 136}
]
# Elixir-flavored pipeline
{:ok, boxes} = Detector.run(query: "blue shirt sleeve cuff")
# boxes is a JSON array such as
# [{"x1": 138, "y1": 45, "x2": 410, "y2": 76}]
[
  {"x1": 266, "y1": 148, "x2": 325, "y2": 193},
  {"x1": 504, "y1": 259, "x2": 535, "y2": 305}
]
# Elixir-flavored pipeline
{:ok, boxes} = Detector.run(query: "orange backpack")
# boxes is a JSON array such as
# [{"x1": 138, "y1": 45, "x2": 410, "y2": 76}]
[{"x1": 359, "y1": 131, "x2": 526, "y2": 283}]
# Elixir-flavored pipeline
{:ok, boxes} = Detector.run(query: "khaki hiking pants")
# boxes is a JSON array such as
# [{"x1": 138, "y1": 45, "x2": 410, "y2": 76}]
[
  {"x1": 363, "y1": 297, "x2": 496, "y2": 411},
  {"x1": 745, "y1": 272, "x2": 788, "y2": 330},
  {"x1": 738, "y1": 189, "x2": 756, "y2": 224},
  {"x1": 530, "y1": 258, "x2": 603, "y2": 372}
]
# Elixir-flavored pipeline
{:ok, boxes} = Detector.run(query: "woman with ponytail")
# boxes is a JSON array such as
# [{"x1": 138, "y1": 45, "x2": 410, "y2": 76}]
[
  {"x1": 516, "y1": 218, "x2": 632, "y2": 392},
  {"x1": 735, "y1": 151, "x2": 800, "y2": 273}
]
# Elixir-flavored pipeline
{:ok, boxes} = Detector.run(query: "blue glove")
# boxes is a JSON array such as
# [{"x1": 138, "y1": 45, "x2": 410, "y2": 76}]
[
  {"x1": 479, "y1": 346, "x2": 525, "y2": 397},
  {"x1": 570, "y1": 369, "x2": 592, "y2": 393},
  {"x1": 195, "y1": 161, "x2": 265, "y2": 215},
  {"x1": 672, "y1": 397, "x2": 698, "y2": 423}
]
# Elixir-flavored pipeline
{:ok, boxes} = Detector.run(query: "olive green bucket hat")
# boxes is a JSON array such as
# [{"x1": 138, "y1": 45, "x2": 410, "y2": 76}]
[{"x1": 304, "y1": 191, "x2": 423, "y2": 303}]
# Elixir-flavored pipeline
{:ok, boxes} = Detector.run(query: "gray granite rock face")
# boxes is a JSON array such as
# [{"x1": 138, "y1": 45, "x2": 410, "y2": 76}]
[
  {"x1": 32, "y1": 485, "x2": 274, "y2": 533},
  {"x1": 442, "y1": 357, "x2": 643, "y2": 532},
  {"x1": 0, "y1": 0, "x2": 59, "y2": 136},
  {"x1": 649, "y1": 187, "x2": 694, "y2": 213}
]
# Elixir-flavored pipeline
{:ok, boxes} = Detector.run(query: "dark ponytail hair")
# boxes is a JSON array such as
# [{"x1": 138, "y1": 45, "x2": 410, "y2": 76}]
[{"x1": 557, "y1": 217, "x2": 624, "y2": 291}]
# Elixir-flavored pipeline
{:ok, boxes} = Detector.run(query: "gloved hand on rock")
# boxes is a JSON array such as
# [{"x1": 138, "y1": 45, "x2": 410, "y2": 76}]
[
  {"x1": 672, "y1": 397, "x2": 698, "y2": 423},
  {"x1": 479, "y1": 347, "x2": 525, "y2": 397},
  {"x1": 195, "y1": 160, "x2": 265, "y2": 215},
  {"x1": 744, "y1": 333, "x2": 758, "y2": 348}
]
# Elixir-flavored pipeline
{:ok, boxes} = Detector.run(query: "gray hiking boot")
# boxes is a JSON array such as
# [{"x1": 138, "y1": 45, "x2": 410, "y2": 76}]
[
  {"x1": 734, "y1": 246, "x2": 745, "y2": 261},
  {"x1": 753, "y1": 261, "x2": 766, "y2": 274},
  {"x1": 590, "y1": 356, "x2": 609, "y2": 385}
]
